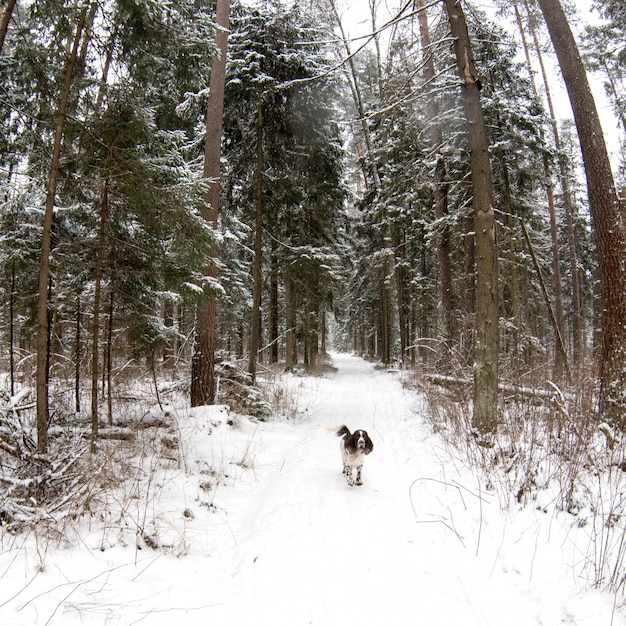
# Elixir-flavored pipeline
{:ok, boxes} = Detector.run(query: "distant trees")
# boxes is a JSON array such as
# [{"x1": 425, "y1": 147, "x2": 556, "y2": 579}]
[{"x1": 216, "y1": 1, "x2": 346, "y2": 377}]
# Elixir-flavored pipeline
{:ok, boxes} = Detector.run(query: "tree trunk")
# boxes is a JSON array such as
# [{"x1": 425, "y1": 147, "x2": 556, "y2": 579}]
[
  {"x1": 106, "y1": 290, "x2": 114, "y2": 425},
  {"x1": 495, "y1": 136, "x2": 521, "y2": 369},
  {"x1": 36, "y1": 4, "x2": 89, "y2": 453},
  {"x1": 191, "y1": 0, "x2": 231, "y2": 406},
  {"x1": 523, "y1": 0, "x2": 582, "y2": 364},
  {"x1": 304, "y1": 296, "x2": 318, "y2": 370},
  {"x1": 545, "y1": 171, "x2": 567, "y2": 380},
  {"x1": 0, "y1": 0, "x2": 17, "y2": 54},
  {"x1": 285, "y1": 275, "x2": 296, "y2": 370},
  {"x1": 9, "y1": 261, "x2": 16, "y2": 397},
  {"x1": 248, "y1": 91, "x2": 264, "y2": 384},
  {"x1": 75, "y1": 296, "x2": 81, "y2": 413},
  {"x1": 269, "y1": 238, "x2": 279, "y2": 364},
  {"x1": 536, "y1": 0, "x2": 626, "y2": 425},
  {"x1": 416, "y1": 0, "x2": 453, "y2": 352},
  {"x1": 393, "y1": 227, "x2": 407, "y2": 364},
  {"x1": 443, "y1": 0, "x2": 499, "y2": 435},
  {"x1": 520, "y1": 218, "x2": 571, "y2": 382},
  {"x1": 377, "y1": 278, "x2": 388, "y2": 364},
  {"x1": 5, "y1": 165, "x2": 16, "y2": 398},
  {"x1": 90, "y1": 178, "x2": 109, "y2": 450},
  {"x1": 513, "y1": 0, "x2": 567, "y2": 380}
]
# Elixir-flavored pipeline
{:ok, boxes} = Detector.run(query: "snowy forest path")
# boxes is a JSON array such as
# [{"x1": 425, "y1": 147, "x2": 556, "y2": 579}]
[
  {"x1": 210, "y1": 353, "x2": 493, "y2": 625},
  {"x1": 2, "y1": 353, "x2": 621, "y2": 625}
]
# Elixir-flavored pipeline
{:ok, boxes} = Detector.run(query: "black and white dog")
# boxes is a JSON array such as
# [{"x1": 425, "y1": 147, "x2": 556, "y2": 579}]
[{"x1": 336, "y1": 425, "x2": 374, "y2": 486}]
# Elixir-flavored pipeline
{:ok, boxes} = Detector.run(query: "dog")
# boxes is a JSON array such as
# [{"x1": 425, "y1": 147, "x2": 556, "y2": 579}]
[{"x1": 336, "y1": 425, "x2": 373, "y2": 486}]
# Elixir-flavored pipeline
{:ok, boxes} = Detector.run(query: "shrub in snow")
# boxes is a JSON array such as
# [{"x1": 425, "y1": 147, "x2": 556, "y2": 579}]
[{"x1": 215, "y1": 360, "x2": 272, "y2": 420}]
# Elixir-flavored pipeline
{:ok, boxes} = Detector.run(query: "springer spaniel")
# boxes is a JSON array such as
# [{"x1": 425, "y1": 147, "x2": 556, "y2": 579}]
[{"x1": 336, "y1": 425, "x2": 374, "y2": 486}]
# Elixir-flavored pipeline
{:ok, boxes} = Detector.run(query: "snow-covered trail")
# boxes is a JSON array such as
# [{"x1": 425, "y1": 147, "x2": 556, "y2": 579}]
[
  {"x1": 214, "y1": 353, "x2": 445, "y2": 625},
  {"x1": 202, "y1": 353, "x2": 622, "y2": 626},
  {"x1": 1, "y1": 353, "x2": 622, "y2": 625},
  {"x1": 201, "y1": 354, "x2": 546, "y2": 625}
]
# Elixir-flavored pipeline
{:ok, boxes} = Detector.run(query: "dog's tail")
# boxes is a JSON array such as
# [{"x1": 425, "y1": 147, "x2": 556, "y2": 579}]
[{"x1": 335, "y1": 425, "x2": 351, "y2": 438}]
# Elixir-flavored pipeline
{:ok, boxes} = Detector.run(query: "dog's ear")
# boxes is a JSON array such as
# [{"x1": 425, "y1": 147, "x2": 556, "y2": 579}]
[
  {"x1": 344, "y1": 434, "x2": 357, "y2": 453},
  {"x1": 364, "y1": 432, "x2": 374, "y2": 454}
]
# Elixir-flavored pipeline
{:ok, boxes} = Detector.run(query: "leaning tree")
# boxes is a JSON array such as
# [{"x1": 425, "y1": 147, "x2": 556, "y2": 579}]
[{"x1": 537, "y1": 0, "x2": 626, "y2": 426}]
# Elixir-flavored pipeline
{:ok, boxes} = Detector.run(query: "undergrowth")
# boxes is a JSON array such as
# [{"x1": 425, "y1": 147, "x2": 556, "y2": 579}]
[
  {"x1": 1, "y1": 385, "x2": 232, "y2": 561},
  {"x1": 406, "y1": 366, "x2": 626, "y2": 595},
  {"x1": 0, "y1": 359, "x2": 301, "y2": 564}
]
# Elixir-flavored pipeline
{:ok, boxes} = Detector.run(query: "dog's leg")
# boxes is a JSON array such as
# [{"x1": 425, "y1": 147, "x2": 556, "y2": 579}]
[
  {"x1": 343, "y1": 464, "x2": 355, "y2": 486},
  {"x1": 355, "y1": 465, "x2": 363, "y2": 486}
]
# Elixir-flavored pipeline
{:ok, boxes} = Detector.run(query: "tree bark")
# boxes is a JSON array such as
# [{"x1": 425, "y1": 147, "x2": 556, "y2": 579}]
[
  {"x1": 285, "y1": 274, "x2": 296, "y2": 371},
  {"x1": 75, "y1": 296, "x2": 81, "y2": 413},
  {"x1": 304, "y1": 298, "x2": 318, "y2": 370},
  {"x1": 443, "y1": 0, "x2": 499, "y2": 434},
  {"x1": 248, "y1": 91, "x2": 264, "y2": 383},
  {"x1": 536, "y1": 0, "x2": 626, "y2": 425},
  {"x1": 90, "y1": 178, "x2": 109, "y2": 450},
  {"x1": 269, "y1": 238, "x2": 279, "y2": 364},
  {"x1": 4, "y1": 164, "x2": 16, "y2": 397},
  {"x1": 0, "y1": 0, "x2": 17, "y2": 55},
  {"x1": 36, "y1": 4, "x2": 89, "y2": 453},
  {"x1": 393, "y1": 227, "x2": 407, "y2": 363},
  {"x1": 495, "y1": 133, "x2": 520, "y2": 367},
  {"x1": 9, "y1": 261, "x2": 16, "y2": 397},
  {"x1": 416, "y1": 0, "x2": 453, "y2": 352},
  {"x1": 106, "y1": 290, "x2": 114, "y2": 425},
  {"x1": 191, "y1": 0, "x2": 231, "y2": 406}
]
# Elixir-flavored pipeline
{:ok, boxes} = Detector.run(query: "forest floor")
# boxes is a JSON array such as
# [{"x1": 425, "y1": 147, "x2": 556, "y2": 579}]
[{"x1": 0, "y1": 353, "x2": 624, "y2": 625}]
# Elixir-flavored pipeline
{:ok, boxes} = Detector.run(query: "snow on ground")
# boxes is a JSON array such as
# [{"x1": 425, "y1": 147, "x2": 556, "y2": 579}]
[{"x1": 1, "y1": 353, "x2": 623, "y2": 625}]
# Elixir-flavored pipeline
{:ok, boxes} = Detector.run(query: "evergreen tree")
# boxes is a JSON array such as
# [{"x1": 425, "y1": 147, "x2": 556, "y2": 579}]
[
  {"x1": 0, "y1": 0, "x2": 218, "y2": 442},
  {"x1": 216, "y1": 0, "x2": 346, "y2": 372}
]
